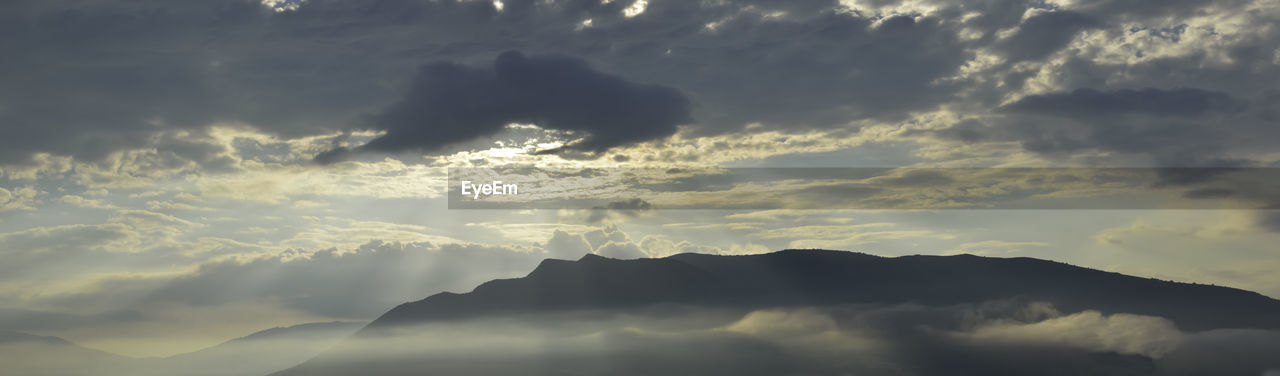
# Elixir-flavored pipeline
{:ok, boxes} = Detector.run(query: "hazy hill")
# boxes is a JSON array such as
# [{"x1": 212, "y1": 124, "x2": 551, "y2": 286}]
[
  {"x1": 153, "y1": 321, "x2": 365, "y2": 376},
  {"x1": 0, "y1": 330, "x2": 132, "y2": 376},
  {"x1": 0, "y1": 321, "x2": 363, "y2": 376}
]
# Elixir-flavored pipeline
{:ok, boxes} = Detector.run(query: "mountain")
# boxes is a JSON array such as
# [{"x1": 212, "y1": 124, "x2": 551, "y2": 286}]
[
  {"x1": 0, "y1": 321, "x2": 363, "y2": 376},
  {"x1": 151, "y1": 321, "x2": 365, "y2": 376},
  {"x1": 272, "y1": 250, "x2": 1280, "y2": 376},
  {"x1": 0, "y1": 330, "x2": 77, "y2": 346},
  {"x1": 369, "y1": 250, "x2": 1280, "y2": 331},
  {"x1": 0, "y1": 331, "x2": 132, "y2": 376}
]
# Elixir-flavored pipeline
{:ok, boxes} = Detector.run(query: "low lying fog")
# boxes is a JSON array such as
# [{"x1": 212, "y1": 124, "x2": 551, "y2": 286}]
[
  {"x1": 5, "y1": 301, "x2": 1279, "y2": 375},
  {"x1": 281, "y1": 301, "x2": 1280, "y2": 376}
]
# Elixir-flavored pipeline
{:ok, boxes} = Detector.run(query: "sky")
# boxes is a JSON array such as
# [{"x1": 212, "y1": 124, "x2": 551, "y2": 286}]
[{"x1": 1, "y1": 0, "x2": 1278, "y2": 358}]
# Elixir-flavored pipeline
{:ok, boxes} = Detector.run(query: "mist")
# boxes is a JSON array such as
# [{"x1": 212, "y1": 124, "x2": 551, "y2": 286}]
[
  {"x1": 276, "y1": 301, "x2": 1280, "y2": 376},
  {"x1": 0, "y1": 322, "x2": 362, "y2": 376}
]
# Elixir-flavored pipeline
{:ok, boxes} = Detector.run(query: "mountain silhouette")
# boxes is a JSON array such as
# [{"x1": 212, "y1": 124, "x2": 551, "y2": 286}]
[
  {"x1": 271, "y1": 250, "x2": 1280, "y2": 376},
  {"x1": 368, "y1": 250, "x2": 1280, "y2": 332}
]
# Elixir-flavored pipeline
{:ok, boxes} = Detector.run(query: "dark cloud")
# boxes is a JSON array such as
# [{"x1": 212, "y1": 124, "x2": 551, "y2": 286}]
[
  {"x1": 929, "y1": 119, "x2": 989, "y2": 143},
  {"x1": 603, "y1": 198, "x2": 654, "y2": 211},
  {"x1": 339, "y1": 51, "x2": 692, "y2": 159},
  {"x1": 1006, "y1": 88, "x2": 1241, "y2": 118},
  {"x1": 586, "y1": 198, "x2": 655, "y2": 223},
  {"x1": 998, "y1": 11, "x2": 1097, "y2": 62},
  {"x1": 0, "y1": 0, "x2": 976, "y2": 166},
  {"x1": 667, "y1": 11, "x2": 969, "y2": 132},
  {"x1": 0, "y1": 0, "x2": 393, "y2": 166},
  {"x1": 1181, "y1": 187, "x2": 1235, "y2": 199},
  {"x1": 1071, "y1": 0, "x2": 1256, "y2": 22},
  {"x1": 919, "y1": 0, "x2": 1280, "y2": 168},
  {"x1": 1, "y1": 0, "x2": 1275, "y2": 167},
  {"x1": 932, "y1": 88, "x2": 1268, "y2": 166}
]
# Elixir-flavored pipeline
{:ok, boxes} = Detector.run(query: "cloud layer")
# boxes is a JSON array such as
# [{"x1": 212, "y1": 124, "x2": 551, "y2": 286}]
[
  {"x1": 7, "y1": 0, "x2": 1271, "y2": 167},
  {"x1": 279, "y1": 302, "x2": 1280, "y2": 376},
  {"x1": 319, "y1": 51, "x2": 691, "y2": 162}
]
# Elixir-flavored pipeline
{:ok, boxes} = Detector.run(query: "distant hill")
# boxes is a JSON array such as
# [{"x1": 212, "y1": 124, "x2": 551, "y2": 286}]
[
  {"x1": 153, "y1": 321, "x2": 365, "y2": 376},
  {"x1": 369, "y1": 250, "x2": 1280, "y2": 332},
  {"x1": 0, "y1": 321, "x2": 363, "y2": 376},
  {"x1": 0, "y1": 330, "x2": 131, "y2": 376},
  {"x1": 0, "y1": 330, "x2": 77, "y2": 346}
]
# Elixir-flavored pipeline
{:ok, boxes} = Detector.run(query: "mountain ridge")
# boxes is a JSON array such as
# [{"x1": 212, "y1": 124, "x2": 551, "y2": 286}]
[
  {"x1": 366, "y1": 249, "x2": 1280, "y2": 332},
  {"x1": 271, "y1": 249, "x2": 1280, "y2": 376}
]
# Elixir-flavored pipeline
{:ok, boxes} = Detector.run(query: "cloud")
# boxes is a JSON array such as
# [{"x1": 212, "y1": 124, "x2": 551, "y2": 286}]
[
  {"x1": 3, "y1": 0, "x2": 1273, "y2": 171},
  {"x1": 277, "y1": 302, "x2": 1280, "y2": 376},
  {"x1": 998, "y1": 11, "x2": 1097, "y2": 63},
  {"x1": 1006, "y1": 88, "x2": 1241, "y2": 118},
  {"x1": 60, "y1": 195, "x2": 120, "y2": 210},
  {"x1": 1, "y1": 0, "x2": 971, "y2": 167},
  {"x1": 1159, "y1": 328, "x2": 1280, "y2": 375},
  {"x1": 929, "y1": 88, "x2": 1269, "y2": 165},
  {"x1": 0, "y1": 209, "x2": 215, "y2": 284},
  {"x1": 942, "y1": 240, "x2": 1050, "y2": 256},
  {"x1": 724, "y1": 308, "x2": 840, "y2": 337},
  {"x1": 586, "y1": 198, "x2": 655, "y2": 223},
  {"x1": 0, "y1": 186, "x2": 40, "y2": 211},
  {"x1": 960, "y1": 310, "x2": 1184, "y2": 358},
  {"x1": 327, "y1": 51, "x2": 692, "y2": 160},
  {"x1": 543, "y1": 230, "x2": 594, "y2": 260},
  {"x1": 0, "y1": 223, "x2": 135, "y2": 279},
  {"x1": 194, "y1": 156, "x2": 448, "y2": 203},
  {"x1": 1, "y1": 0, "x2": 1278, "y2": 364},
  {"x1": 77, "y1": 241, "x2": 545, "y2": 319},
  {"x1": 545, "y1": 226, "x2": 736, "y2": 260},
  {"x1": 595, "y1": 240, "x2": 649, "y2": 259},
  {"x1": 583, "y1": 224, "x2": 631, "y2": 250},
  {"x1": 8, "y1": 223, "x2": 745, "y2": 334}
]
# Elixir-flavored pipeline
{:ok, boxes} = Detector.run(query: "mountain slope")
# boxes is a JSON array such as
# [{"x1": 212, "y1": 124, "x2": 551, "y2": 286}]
[
  {"x1": 152, "y1": 321, "x2": 365, "y2": 376},
  {"x1": 274, "y1": 250, "x2": 1280, "y2": 376},
  {"x1": 0, "y1": 331, "x2": 132, "y2": 376},
  {"x1": 369, "y1": 250, "x2": 1280, "y2": 331},
  {"x1": 0, "y1": 321, "x2": 363, "y2": 376}
]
